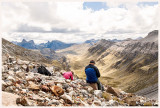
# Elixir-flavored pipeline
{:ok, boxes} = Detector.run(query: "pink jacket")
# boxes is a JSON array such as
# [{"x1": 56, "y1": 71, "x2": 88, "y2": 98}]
[{"x1": 63, "y1": 71, "x2": 73, "y2": 80}]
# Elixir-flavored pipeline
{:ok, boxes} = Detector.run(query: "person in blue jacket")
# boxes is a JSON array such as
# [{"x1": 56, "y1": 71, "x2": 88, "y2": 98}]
[{"x1": 85, "y1": 60, "x2": 104, "y2": 91}]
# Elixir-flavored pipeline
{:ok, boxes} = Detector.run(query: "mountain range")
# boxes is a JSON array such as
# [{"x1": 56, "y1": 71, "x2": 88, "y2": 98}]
[
  {"x1": 12, "y1": 38, "x2": 129, "y2": 51},
  {"x1": 12, "y1": 39, "x2": 75, "y2": 50},
  {"x1": 57, "y1": 30, "x2": 158, "y2": 100}
]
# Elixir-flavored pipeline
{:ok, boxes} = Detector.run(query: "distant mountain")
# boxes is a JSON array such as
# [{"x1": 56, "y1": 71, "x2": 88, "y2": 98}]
[
  {"x1": 39, "y1": 40, "x2": 75, "y2": 51},
  {"x1": 108, "y1": 39, "x2": 122, "y2": 42},
  {"x1": 135, "y1": 37, "x2": 143, "y2": 40},
  {"x1": 12, "y1": 39, "x2": 75, "y2": 51},
  {"x1": 140, "y1": 30, "x2": 158, "y2": 43},
  {"x1": 12, "y1": 39, "x2": 37, "y2": 49},
  {"x1": 84, "y1": 39, "x2": 99, "y2": 45}
]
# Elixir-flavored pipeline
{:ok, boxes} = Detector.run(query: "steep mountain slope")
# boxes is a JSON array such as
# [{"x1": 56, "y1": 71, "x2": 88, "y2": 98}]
[
  {"x1": 67, "y1": 30, "x2": 158, "y2": 100},
  {"x1": 2, "y1": 38, "x2": 51, "y2": 64}
]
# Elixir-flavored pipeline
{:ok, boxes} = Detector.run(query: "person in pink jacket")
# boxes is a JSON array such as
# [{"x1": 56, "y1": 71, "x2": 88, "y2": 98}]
[{"x1": 62, "y1": 71, "x2": 74, "y2": 80}]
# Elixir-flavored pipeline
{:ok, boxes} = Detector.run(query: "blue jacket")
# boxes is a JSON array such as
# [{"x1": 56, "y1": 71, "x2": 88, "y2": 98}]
[{"x1": 85, "y1": 64, "x2": 100, "y2": 83}]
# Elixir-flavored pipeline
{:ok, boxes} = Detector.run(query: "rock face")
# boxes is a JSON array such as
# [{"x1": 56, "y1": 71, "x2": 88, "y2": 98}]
[
  {"x1": 2, "y1": 91, "x2": 19, "y2": 106},
  {"x1": 1, "y1": 53, "x2": 158, "y2": 106}
]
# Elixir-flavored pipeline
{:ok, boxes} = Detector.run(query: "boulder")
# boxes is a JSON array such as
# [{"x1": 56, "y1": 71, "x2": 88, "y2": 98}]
[
  {"x1": 62, "y1": 83, "x2": 69, "y2": 90},
  {"x1": 81, "y1": 89, "x2": 88, "y2": 96},
  {"x1": 50, "y1": 85, "x2": 64, "y2": 96},
  {"x1": 16, "y1": 59, "x2": 24, "y2": 65},
  {"x1": 40, "y1": 85, "x2": 50, "y2": 92},
  {"x1": 69, "y1": 91, "x2": 76, "y2": 97},
  {"x1": 38, "y1": 91, "x2": 47, "y2": 97},
  {"x1": 5, "y1": 86, "x2": 15, "y2": 92},
  {"x1": 48, "y1": 99, "x2": 60, "y2": 105},
  {"x1": 22, "y1": 65, "x2": 27, "y2": 69},
  {"x1": 87, "y1": 86, "x2": 93, "y2": 93},
  {"x1": 61, "y1": 94, "x2": 73, "y2": 104},
  {"x1": 66, "y1": 79, "x2": 71, "y2": 83},
  {"x1": 7, "y1": 76, "x2": 15, "y2": 82},
  {"x1": 106, "y1": 86, "x2": 121, "y2": 97},
  {"x1": 143, "y1": 101, "x2": 153, "y2": 106},
  {"x1": 2, "y1": 91, "x2": 19, "y2": 106},
  {"x1": 93, "y1": 100, "x2": 102, "y2": 106},
  {"x1": 2, "y1": 80, "x2": 7, "y2": 91},
  {"x1": 102, "y1": 92, "x2": 112, "y2": 101},
  {"x1": 57, "y1": 83, "x2": 63, "y2": 88},
  {"x1": 4, "y1": 80, "x2": 13, "y2": 86},
  {"x1": 66, "y1": 87, "x2": 74, "y2": 93},
  {"x1": 16, "y1": 97, "x2": 34, "y2": 106},
  {"x1": 123, "y1": 97, "x2": 138, "y2": 106},
  {"x1": 16, "y1": 72, "x2": 26, "y2": 79},
  {"x1": 108, "y1": 99, "x2": 119, "y2": 106},
  {"x1": 94, "y1": 90, "x2": 102, "y2": 98},
  {"x1": 2, "y1": 65, "x2": 8, "y2": 72},
  {"x1": 32, "y1": 94, "x2": 44, "y2": 101},
  {"x1": 28, "y1": 81, "x2": 40, "y2": 90}
]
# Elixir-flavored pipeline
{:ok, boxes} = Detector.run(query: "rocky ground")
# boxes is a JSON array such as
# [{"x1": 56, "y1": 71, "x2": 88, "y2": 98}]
[{"x1": 2, "y1": 53, "x2": 158, "y2": 106}]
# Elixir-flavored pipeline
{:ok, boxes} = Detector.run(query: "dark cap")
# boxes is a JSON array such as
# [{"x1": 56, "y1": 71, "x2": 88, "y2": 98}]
[{"x1": 90, "y1": 60, "x2": 95, "y2": 64}]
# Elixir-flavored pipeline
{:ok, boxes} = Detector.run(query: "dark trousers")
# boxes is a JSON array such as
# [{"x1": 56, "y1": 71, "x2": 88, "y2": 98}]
[{"x1": 97, "y1": 79, "x2": 104, "y2": 91}]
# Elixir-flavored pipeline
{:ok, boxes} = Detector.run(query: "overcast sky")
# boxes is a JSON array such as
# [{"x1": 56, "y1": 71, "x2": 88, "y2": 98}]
[{"x1": 1, "y1": 1, "x2": 159, "y2": 44}]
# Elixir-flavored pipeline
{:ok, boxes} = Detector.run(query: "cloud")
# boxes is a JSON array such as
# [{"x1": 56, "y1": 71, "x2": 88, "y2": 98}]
[
  {"x1": 16, "y1": 24, "x2": 81, "y2": 33},
  {"x1": 0, "y1": 1, "x2": 159, "y2": 43}
]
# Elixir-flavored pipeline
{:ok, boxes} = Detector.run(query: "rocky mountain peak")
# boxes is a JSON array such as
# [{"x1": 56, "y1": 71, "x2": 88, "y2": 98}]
[
  {"x1": 22, "y1": 39, "x2": 27, "y2": 43},
  {"x1": 140, "y1": 30, "x2": 158, "y2": 43}
]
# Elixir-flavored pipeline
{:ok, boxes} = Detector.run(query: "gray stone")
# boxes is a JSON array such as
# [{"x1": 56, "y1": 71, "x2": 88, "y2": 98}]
[
  {"x1": 61, "y1": 94, "x2": 73, "y2": 104},
  {"x1": 7, "y1": 76, "x2": 15, "y2": 82},
  {"x1": 81, "y1": 89, "x2": 88, "y2": 96},
  {"x1": 93, "y1": 100, "x2": 102, "y2": 106},
  {"x1": 48, "y1": 99, "x2": 60, "y2": 105},
  {"x1": 94, "y1": 90, "x2": 102, "y2": 98},
  {"x1": 16, "y1": 72, "x2": 26, "y2": 79},
  {"x1": 69, "y1": 91, "x2": 76, "y2": 97}
]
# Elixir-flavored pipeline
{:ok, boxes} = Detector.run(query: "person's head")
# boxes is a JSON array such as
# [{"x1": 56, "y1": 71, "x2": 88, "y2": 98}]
[
  {"x1": 71, "y1": 71, "x2": 74, "y2": 75},
  {"x1": 90, "y1": 60, "x2": 95, "y2": 65}
]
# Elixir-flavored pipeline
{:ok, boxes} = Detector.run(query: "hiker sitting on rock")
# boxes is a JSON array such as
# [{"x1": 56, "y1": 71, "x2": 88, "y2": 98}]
[
  {"x1": 61, "y1": 71, "x2": 74, "y2": 80},
  {"x1": 85, "y1": 60, "x2": 104, "y2": 91}
]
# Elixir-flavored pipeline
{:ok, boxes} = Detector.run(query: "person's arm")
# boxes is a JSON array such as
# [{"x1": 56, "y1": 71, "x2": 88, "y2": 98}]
[
  {"x1": 71, "y1": 74, "x2": 73, "y2": 80},
  {"x1": 93, "y1": 66, "x2": 100, "y2": 78}
]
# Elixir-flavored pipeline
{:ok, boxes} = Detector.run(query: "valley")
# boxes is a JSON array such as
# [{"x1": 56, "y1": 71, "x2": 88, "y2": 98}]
[
  {"x1": 2, "y1": 30, "x2": 158, "y2": 105},
  {"x1": 56, "y1": 30, "x2": 158, "y2": 100}
]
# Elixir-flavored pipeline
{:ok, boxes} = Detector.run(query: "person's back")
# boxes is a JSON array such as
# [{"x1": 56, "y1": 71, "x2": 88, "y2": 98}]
[
  {"x1": 85, "y1": 64, "x2": 98, "y2": 83},
  {"x1": 62, "y1": 71, "x2": 73, "y2": 80}
]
